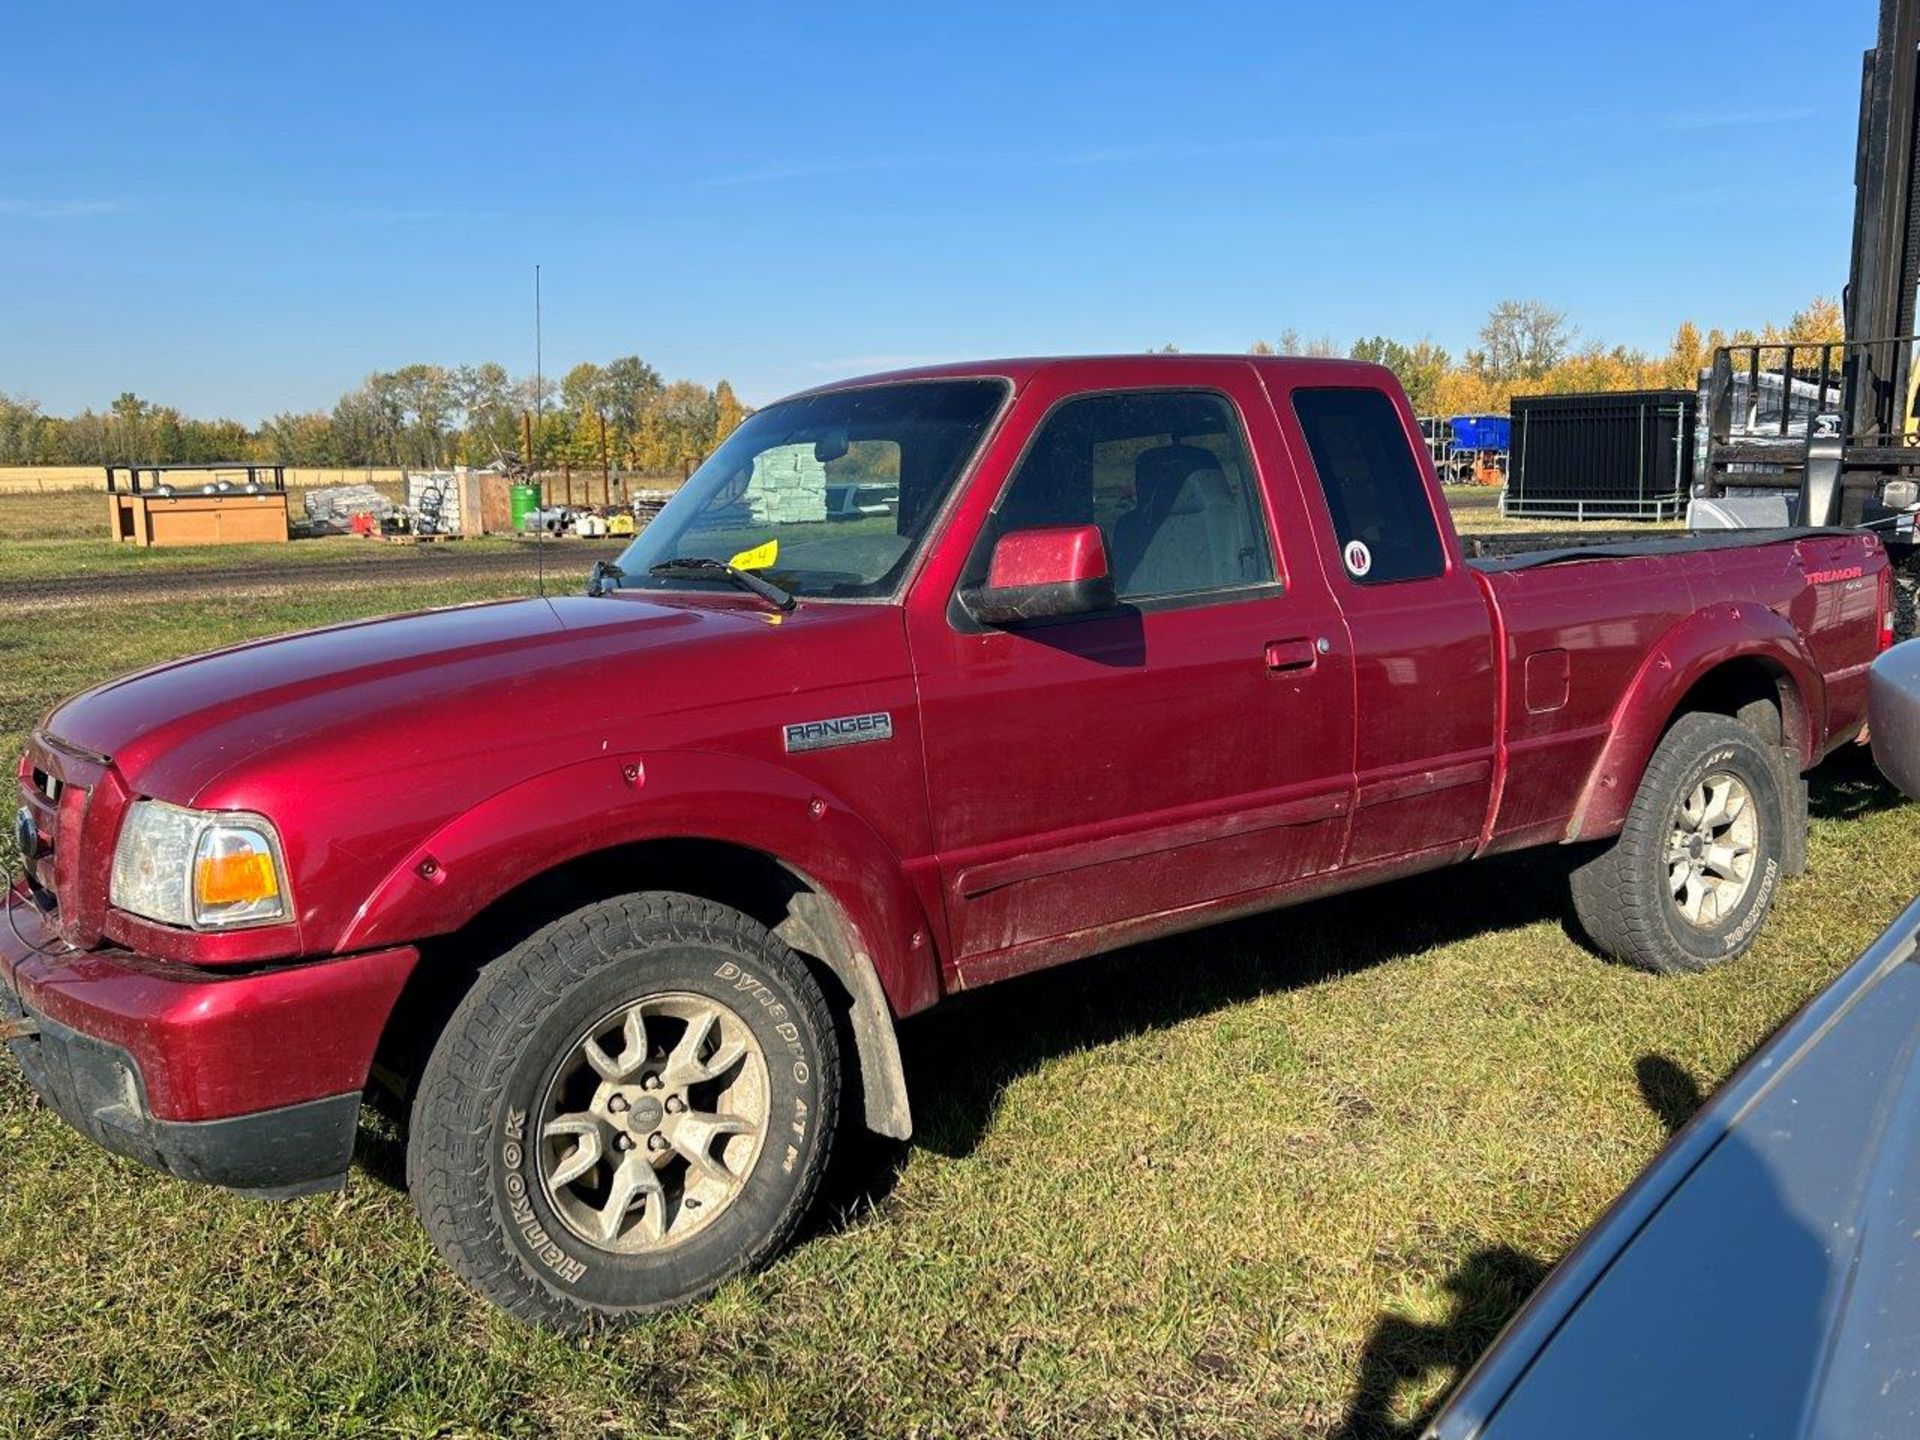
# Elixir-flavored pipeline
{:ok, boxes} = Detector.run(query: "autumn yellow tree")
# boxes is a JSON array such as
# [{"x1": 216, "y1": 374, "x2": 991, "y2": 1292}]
[
  {"x1": 711, "y1": 380, "x2": 749, "y2": 451},
  {"x1": 1249, "y1": 297, "x2": 1842, "y2": 416},
  {"x1": 1655, "y1": 321, "x2": 1707, "y2": 391},
  {"x1": 1786, "y1": 296, "x2": 1844, "y2": 342},
  {"x1": 631, "y1": 409, "x2": 665, "y2": 473}
]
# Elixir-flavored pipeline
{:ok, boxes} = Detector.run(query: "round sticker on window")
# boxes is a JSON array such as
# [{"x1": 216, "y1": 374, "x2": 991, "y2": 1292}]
[{"x1": 1343, "y1": 539, "x2": 1373, "y2": 578}]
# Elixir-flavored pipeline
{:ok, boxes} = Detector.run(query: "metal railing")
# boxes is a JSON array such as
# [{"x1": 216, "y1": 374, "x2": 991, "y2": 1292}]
[
  {"x1": 1497, "y1": 494, "x2": 1688, "y2": 522},
  {"x1": 1699, "y1": 338, "x2": 1920, "y2": 503},
  {"x1": 1705, "y1": 337, "x2": 1920, "y2": 449},
  {"x1": 1707, "y1": 342, "x2": 1846, "y2": 441},
  {"x1": 105, "y1": 462, "x2": 287, "y2": 495}
]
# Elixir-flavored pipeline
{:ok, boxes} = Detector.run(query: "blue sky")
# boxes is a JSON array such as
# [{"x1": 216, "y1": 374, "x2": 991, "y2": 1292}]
[{"x1": 0, "y1": 1, "x2": 1867, "y2": 420}]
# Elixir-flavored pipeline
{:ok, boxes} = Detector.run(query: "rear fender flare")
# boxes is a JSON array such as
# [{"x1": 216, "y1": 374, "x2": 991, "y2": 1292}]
[{"x1": 1566, "y1": 604, "x2": 1821, "y2": 842}]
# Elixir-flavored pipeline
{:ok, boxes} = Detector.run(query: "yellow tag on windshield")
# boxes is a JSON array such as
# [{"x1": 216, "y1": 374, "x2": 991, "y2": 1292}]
[{"x1": 729, "y1": 539, "x2": 779, "y2": 571}]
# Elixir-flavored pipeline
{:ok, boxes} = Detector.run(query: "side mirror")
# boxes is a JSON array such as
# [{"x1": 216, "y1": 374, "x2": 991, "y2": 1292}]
[{"x1": 965, "y1": 524, "x2": 1116, "y2": 625}]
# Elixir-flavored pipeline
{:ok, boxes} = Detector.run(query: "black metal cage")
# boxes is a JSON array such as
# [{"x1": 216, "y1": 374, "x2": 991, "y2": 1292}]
[{"x1": 1506, "y1": 390, "x2": 1696, "y2": 521}]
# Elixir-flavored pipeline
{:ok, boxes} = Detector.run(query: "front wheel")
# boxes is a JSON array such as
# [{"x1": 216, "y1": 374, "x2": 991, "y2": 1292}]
[
  {"x1": 406, "y1": 892, "x2": 840, "y2": 1329},
  {"x1": 1571, "y1": 712, "x2": 1787, "y2": 974}
]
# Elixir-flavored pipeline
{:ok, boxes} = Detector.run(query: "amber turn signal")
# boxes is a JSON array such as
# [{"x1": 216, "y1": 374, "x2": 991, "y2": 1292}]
[{"x1": 195, "y1": 850, "x2": 281, "y2": 907}]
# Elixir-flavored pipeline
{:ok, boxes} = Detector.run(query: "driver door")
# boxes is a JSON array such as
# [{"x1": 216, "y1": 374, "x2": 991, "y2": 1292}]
[{"x1": 904, "y1": 361, "x2": 1356, "y2": 982}]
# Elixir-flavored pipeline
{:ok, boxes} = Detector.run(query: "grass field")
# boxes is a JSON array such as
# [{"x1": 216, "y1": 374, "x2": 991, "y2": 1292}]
[
  {"x1": 0, "y1": 491, "x2": 1914, "y2": 1438},
  {"x1": 0, "y1": 487, "x2": 588, "y2": 591}
]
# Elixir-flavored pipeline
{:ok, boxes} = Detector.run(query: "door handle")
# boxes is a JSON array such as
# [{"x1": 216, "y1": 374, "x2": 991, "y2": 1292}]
[{"x1": 1265, "y1": 638, "x2": 1319, "y2": 673}]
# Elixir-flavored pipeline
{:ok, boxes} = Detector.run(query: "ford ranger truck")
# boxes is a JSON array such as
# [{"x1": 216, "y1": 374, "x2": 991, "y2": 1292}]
[{"x1": 2, "y1": 356, "x2": 1892, "y2": 1328}]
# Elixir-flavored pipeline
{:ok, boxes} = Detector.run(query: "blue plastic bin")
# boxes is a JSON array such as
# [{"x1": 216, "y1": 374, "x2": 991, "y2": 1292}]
[{"x1": 1449, "y1": 415, "x2": 1511, "y2": 451}]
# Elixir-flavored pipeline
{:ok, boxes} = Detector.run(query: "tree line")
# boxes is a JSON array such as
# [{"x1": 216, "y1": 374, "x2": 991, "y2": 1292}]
[
  {"x1": 0, "y1": 298, "x2": 1849, "y2": 471},
  {"x1": 0, "y1": 357, "x2": 751, "y2": 475},
  {"x1": 1245, "y1": 296, "x2": 1844, "y2": 417}
]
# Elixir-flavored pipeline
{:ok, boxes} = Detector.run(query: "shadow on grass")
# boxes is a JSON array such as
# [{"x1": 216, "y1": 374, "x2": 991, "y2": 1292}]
[
  {"x1": 1634, "y1": 1053, "x2": 1706, "y2": 1137},
  {"x1": 1808, "y1": 742, "x2": 1905, "y2": 822},
  {"x1": 899, "y1": 844, "x2": 1586, "y2": 1164},
  {"x1": 1331, "y1": 1244, "x2": 1551, "y2": 1440},
  {"x1": 1329, "y1": 1054, "x2": 1707, "y2": 1438},
  {"x1": 793, "y1": 844, "x2": 1592, "y2": 1239},
  {"x1": 353, "y1": 1114, "x2": 408, "y2": 1193}
]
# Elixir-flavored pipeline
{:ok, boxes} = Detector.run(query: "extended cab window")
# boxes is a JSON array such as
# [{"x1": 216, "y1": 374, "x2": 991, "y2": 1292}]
[
  {"x1": 986, "y1": 390, "x2": 1274, "y2": 601},
  {"x1": 1293, "y1": 387, "x2": 1445, "y2": 585}
]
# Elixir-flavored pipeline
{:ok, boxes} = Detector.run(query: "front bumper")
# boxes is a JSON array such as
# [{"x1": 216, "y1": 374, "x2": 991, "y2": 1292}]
[{"x1": 1, "y1": 882, "x2": 417, "y2": 1197}]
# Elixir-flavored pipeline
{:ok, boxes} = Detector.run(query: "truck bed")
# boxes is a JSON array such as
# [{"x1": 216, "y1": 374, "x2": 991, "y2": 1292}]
[
  {"x1": 1467, "y1": 524, "x2": 1885, "y2": 854},
  {"x1": 1464, "y1": 527, "x2": 1838, "y2": 572}
]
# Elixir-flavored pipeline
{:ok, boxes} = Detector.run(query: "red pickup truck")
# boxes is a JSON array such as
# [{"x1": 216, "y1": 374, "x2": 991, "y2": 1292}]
[{"x1": 3, "y1": 356, "x2": 1891, "y2": 1327}]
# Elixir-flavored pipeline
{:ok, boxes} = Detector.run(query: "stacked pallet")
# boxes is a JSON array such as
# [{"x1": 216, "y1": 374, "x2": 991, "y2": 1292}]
[
  {"x1": 303, "y1": 484, "x2": 394, "y2": 528},
  {"x1": 406, "y1": 472, "x2": 460, "y2": 534},
  {"x1": 630, "y1": 487, "x2": 675, "y2": 527}
]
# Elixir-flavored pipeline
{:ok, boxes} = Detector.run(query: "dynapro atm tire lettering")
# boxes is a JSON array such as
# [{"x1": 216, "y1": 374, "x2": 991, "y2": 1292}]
[{"x1": 715, "y1": 960, "x2": 815, "y2": 1175}]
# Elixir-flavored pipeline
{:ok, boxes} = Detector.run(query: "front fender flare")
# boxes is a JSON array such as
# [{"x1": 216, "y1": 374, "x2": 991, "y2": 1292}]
[{"x1": 336, "y1": 749, "x2": 940, "y2": 1138}]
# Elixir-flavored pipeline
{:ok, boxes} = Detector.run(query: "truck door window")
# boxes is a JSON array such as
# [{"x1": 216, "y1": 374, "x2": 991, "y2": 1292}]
[
  {"x1": 1293, "y1": 387, "x2": 1445, "y2": 585},
  {"x1": 985, "y1": 390, "x2": 1274, "y2": 602}
]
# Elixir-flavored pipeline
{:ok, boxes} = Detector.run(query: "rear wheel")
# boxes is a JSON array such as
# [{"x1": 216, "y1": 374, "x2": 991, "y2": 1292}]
[
  {"x1": 406, "y1": 892, "x2": 840, "y2": 1329},
  {"x1": 1571, "y1": 713, "x2": 1786, "y2": 973}
]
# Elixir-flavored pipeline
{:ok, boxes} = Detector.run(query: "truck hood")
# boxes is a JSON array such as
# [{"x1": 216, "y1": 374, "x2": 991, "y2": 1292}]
[{"x1": 45, "y1": 593, "x2": 903, "y2": 805}]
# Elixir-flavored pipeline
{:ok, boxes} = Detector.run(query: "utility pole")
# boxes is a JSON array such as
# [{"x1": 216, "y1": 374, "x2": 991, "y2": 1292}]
[
  {"x1": 532, "y1": 263, "x2": 544, "y2": 499},
  {"x1": 600, "y1": 410, "x2": 611, "y2": 506},
  {"x1": 522, "y1": 411, "x2": 536, "y2": 505}
]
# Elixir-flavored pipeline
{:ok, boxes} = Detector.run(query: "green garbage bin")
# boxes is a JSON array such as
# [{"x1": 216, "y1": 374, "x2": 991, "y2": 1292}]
[{"x1": 509, "y1": 483, "x2": 540, "y2": 533}]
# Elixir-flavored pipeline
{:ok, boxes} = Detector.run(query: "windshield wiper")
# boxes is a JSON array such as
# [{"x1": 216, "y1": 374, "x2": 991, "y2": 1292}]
[{"x1": 646, "y1": 557, "x2": 796, "y2": 611}]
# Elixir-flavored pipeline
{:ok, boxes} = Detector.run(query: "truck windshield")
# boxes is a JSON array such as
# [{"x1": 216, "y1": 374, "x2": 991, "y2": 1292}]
[{"x1": 614, "y1": 379, "x2": 1007, "y2": 600}]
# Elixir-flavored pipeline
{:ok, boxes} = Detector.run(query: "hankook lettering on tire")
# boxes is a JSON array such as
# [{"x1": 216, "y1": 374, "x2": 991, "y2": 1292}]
[{"x1": 500, "y1": 1107, "x2": 590, "y2": 1282}]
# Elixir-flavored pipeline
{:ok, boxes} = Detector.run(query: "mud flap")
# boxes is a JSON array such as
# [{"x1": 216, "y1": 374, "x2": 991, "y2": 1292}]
[{"x1": 1781, "y1": 751, "x2": 1809, "y2": 877}]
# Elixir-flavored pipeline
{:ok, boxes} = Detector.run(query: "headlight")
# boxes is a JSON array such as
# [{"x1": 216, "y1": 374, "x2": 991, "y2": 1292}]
[{"x1": 109, "y1": 799, "x2": 289, "y2": 930}]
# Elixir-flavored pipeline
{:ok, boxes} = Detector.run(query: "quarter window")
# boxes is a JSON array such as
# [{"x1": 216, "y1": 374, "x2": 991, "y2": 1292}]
[
  {"x1": 1293, "y1": 387, "x2": 1445, "y2": 585},
  {"x1": 985, "y1": 390, "x2": 1274, "y2": 602}
]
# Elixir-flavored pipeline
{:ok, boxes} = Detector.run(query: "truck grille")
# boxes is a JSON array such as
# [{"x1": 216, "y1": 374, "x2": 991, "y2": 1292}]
[
  {"x1": 18, "y1": 764, "x2": 63, "y2": 900},
  {"x1": 16, "y1": 734, "x2": 118, "y2": 946}
]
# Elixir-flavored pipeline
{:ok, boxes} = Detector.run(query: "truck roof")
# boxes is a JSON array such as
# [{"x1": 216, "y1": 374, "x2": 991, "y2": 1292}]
[{"x1": 793, "y1": 352, "x2": 1392, "y2": 400}]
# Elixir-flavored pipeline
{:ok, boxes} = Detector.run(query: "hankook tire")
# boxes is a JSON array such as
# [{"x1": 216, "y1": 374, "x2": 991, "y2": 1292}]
[
  {"x1": 1571, "y1": 712, "x2": 1787, "y2": 974},
  {"x1": 406, "y1": 892, "x2": 839, "y2": 1329}
]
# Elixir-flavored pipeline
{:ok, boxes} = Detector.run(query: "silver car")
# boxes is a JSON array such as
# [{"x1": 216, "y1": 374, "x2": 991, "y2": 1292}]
[{"x1": 1870, "y1": 638, "x2": 1920, "y2": 799}]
